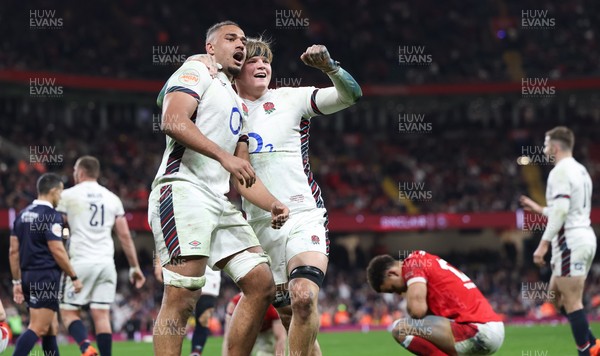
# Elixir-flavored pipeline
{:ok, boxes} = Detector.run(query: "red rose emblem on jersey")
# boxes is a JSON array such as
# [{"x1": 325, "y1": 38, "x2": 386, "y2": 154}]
[
  {"x1": 311, "y1": 235, "x2": 320, "y2": 245},
  {"x1": 242, "y1": 103, "x2": 249, "y2": 116},
  {"x1": 263, "y1": 102, "x2": 276, "y2": 114}
]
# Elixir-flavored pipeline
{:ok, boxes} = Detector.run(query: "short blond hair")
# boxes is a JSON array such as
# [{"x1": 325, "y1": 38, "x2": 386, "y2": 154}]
[
  {"x1": 546, "y1": 126, "x2": 574, "y2": 151},
  {"x1": 245, "y1": 36, "x2": 273, "y2": 62}
]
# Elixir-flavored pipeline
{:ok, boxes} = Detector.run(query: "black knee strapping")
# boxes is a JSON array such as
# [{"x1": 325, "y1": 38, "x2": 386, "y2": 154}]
[{"x1": 289, "y1": 265, "x2": 325, "y2": 288}]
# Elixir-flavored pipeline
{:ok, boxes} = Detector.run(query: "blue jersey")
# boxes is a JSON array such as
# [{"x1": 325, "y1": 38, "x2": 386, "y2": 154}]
[{"x1": 11, "y1": 199, "x2": 63, "y2": 271}]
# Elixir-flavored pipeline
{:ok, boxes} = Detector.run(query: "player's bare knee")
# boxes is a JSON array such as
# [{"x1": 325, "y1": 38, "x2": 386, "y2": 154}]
[
  {"x1": 290, "y1": 280, "x2": 318, "y2": 319},
  {"x1": 31, "y1": 323, "x2": 50, "y2": 337},
  {"x1": 392, "y1": 324, "x2": 408, "y2": 344}
]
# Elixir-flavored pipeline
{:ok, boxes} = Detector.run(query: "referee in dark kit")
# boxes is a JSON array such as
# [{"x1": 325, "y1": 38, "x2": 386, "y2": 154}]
[{"x1": 9, "y1": 173, "x2": 82, "y2": 356}]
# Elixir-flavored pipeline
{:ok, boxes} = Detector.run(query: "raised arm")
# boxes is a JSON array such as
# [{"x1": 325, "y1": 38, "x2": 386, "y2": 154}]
[{"x1": 300, "y1": 45, "x2": 362, "y2": 114}]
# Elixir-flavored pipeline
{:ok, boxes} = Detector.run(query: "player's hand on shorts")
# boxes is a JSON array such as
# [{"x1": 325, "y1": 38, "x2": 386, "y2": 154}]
[
  {"x1": 300, "y1": 45, "x2": 339, "y2": 73},
  {"x1": 72, "y1": 279, "x2": 83, "y2": 293},
  {"x1": 130, "y1": 266, "x2": 146, "y2": 289},
  {"x1": 519, "y1": 195, "x2": 542, "y2": 214},
  {"x1": 270, "y1": 201, "x2": 290, "y2": 229},
  {"x1": 221, "y1": 155, "x2": 256, "y2": 188},
  {"x1": 186, "y1": 54, "x2": 221, "y2": 78},
  {"x1": 533, "y1": 242, "x2": 549, "y2": 267},
  {"x1": 12, "y1": 284, "x2": 24, "y2": 304}
]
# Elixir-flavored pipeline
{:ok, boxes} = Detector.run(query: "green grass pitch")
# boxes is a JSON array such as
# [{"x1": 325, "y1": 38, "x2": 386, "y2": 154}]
[{"x1": 6, "y1": 323, "x2": 598, "y2": 355}]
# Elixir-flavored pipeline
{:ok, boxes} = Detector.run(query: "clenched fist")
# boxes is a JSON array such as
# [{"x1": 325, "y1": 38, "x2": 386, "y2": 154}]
[{"x1": 300, "y1": 45, "x2": 340, "y2": 73}]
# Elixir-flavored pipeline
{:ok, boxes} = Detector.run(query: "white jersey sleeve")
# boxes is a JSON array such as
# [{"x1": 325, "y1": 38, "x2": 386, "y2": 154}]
[{"x1": 163, "y1": 60, "x2": 212, "y2": 103}]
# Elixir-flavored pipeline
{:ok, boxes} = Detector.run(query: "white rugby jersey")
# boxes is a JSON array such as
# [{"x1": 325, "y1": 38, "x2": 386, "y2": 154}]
[
  {"x1": 152, "y1": 60, "x2": 247, "y2": 198},
  {"x1": 545, "y1": 157, "x2": 593, "y2": 231},
  {"x1": 241, "y1": 87, "x2": 325, "y2": 221},
  {"x1": 57, "y1": 181, "x2": 125, "y2": 263}
]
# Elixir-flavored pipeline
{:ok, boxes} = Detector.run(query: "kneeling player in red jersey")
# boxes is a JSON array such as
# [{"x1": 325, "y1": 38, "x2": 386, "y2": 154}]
[{"x1": 367, "y1": 251, "x2": 504, "y2": 355}]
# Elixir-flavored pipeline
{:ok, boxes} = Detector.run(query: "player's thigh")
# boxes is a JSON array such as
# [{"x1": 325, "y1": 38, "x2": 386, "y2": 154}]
[
  {"x1": 285, "y1": 209, "x2": 329, "y2": 275},
  {"x1": 555, "y1": 276, "x2": 585, "y2": 306},
  {"x1": 548, "y1": 274, "x2": 562, "y2": 308},
  {"x1": 28, "y1": 308, "x2": 56, "y2": 336},
  {"x1": 210, "y1": 200, "x2": 264, "y2": 269},
  {"x1": 288, "y1": 252, "x2": 328, "y2": 278},
  {"x1": 89, "y1": 263, "x2": 117, "y2": 306},
  {"x1": 148, "y1": 182, "x2": 219, "y2": 265},
  {"x1": 251, "y1": 217, "x2": 289, "y2": 286},
  {"x1": 61, "y1": 262, "x2": 99, "y2": 309},
  {"x1": 393, "y1": 316, "x2": 456, "y2": 355},
  {"x1": 551, "y1": 243, "x2": 595, "y2": 278},
  {"x1": 454, "y1": 321, "x2": 504, "y2": 355},
  {"x1": 47, "y1": 313, "x2": 59, "y2": 336}
]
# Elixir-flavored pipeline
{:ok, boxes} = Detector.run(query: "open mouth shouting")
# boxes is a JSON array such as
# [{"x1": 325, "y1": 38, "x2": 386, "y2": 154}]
[{"x1": 233, "y1": 51, "x2": 245, "y2": 66}]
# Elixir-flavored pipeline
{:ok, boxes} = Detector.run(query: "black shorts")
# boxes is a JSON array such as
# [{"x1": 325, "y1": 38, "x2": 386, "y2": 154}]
[{"x1": 22, "y1": 269, "x2": 61, "y2": 311}]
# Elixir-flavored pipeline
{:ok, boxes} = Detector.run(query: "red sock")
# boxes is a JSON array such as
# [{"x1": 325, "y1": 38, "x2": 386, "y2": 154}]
[{"x1": 402, "y1": 335, "x2": 447, "y2": 355}]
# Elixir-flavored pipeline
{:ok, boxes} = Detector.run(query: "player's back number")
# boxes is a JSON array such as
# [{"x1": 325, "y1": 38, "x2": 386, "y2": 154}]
[{"x1": 89, "y1": 203, "x2": 105, "y2": 227}]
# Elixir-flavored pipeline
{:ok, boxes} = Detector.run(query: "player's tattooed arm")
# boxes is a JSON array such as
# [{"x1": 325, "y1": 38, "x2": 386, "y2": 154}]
[{"x1": 301, "y1": 44, "x2": 362, "y2": 107}]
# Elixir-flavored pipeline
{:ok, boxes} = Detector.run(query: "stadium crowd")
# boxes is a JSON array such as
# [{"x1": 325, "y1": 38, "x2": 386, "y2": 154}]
[
  {"x1": 0, "y1": 95, "x2": 599, "y2": 214},
  {"x1": 3, "y1": 0, "x2": 599, "y2": 84}
]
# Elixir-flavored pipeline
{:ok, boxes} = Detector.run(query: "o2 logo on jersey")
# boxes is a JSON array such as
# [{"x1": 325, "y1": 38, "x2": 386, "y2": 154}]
[
  {"x1": 229, "y1": 107, "x2": 242, "y2": 135},
  {"x1": 248, "y1": 132, "x2": 274, "y2": 153}
]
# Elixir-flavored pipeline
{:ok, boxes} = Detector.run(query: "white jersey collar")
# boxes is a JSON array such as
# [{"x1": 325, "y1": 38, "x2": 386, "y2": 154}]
[{"x1": 33, "y1": 199, "x2": 53, "y2": 208}]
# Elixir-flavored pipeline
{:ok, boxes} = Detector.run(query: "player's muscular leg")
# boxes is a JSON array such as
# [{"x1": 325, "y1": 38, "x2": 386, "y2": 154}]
[
  {"x1": 392, "y1": 315, "x2": 457, "y2": 356},
  {"x1": 48, "y1": 314, "x2": 59, "y2": 336},
  {"x1": 555, "y1": 276, "x2": 585, "y2": 313},
  {"x1": 90, "y1": 308, "x2": 111, "y2": 334},
  {"x1": 217, "y1": 246, "x2": 275, "y2": 356},
  {"x1": 287, "y1": 251, "x2": 328, "y2": 356},
  {"x1": 154, "y1": 256, "x2": 206, "y2": 356},
  {"x1": 28, "y1": 308, "x2": 55, "y2": 336},
  {"x1": 548, "y1": 275, "x2": 563, "y2": 311},
  {"x1": 277, "y1": 305, "x2": 323, "y2": 356},
  {"x1": 60, "y1": 309, "x2": 82, "y2": 330}
]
